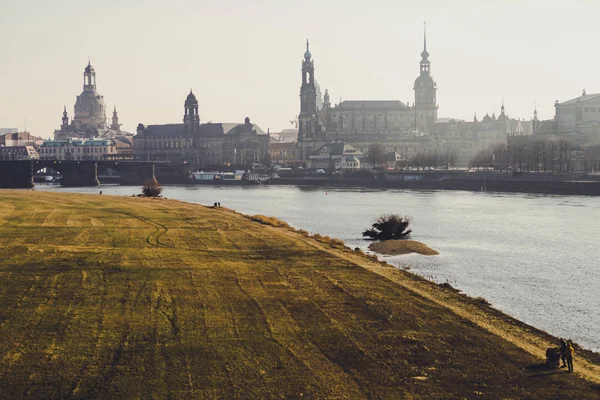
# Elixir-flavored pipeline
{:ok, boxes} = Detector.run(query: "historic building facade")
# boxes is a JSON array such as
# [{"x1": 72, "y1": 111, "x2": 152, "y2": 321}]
[
  {"x1": 54, "y1": 62, "x2": 130, "y2": 141},
  {"x1": 434, "y1": 104, "x2": 532, "y2": 166},
  {"x1": 0, "y1": 131, "x2": 43, "y2": 147},
  {"x1": 297, "y1": 29, "x2": 439, "y2": 164},
  {"x1": 39, "y1": 139, "x2": 118, "y2": 161},
  {"x1": 554, "y1": 90, "x2": 600, "y2": 135},
  {"x1": 0, "y1": 146, "x2": 39, "y2": 160},
  {"x1": 308, "y1": 142, "x2": 363, "y2": 170},
  {"x1": 133, "y1": 91, "x2": 269, "y2": 166}
]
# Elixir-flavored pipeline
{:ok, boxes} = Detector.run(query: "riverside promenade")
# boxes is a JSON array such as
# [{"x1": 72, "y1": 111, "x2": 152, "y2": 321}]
[{"x1": 0, "y1": 191, "x2": 598, "y2": 399}]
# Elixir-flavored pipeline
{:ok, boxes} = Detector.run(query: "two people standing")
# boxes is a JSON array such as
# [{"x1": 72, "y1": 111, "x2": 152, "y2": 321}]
[{"x1": 560, "y1": 338, "x2": 574, "y2": 373}]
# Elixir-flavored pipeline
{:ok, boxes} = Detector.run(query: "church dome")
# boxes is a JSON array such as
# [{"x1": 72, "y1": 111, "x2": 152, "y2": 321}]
[
  {"x1": 84, "y1": 62, "x2": 95, "y2": 73},
  {"x1": 73, "y1": 90, "x2": 107, "y2": 131},
  {"x1": 185, "y1": 90, "x2": 198, "y2": 106}
]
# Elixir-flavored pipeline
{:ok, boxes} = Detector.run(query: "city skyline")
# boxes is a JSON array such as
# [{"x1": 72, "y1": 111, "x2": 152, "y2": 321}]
[{"x1": 1, "y1": 0, "x2": 598, "y2": 136}]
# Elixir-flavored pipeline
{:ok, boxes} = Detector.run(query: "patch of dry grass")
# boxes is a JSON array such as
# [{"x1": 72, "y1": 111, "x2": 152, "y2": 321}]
[
  {"x1": 249, "y1": 214, "x2": 290, "y2": 228},
  {"x1": 369, "y1": 239, "x2": 439, "y2": 256}
]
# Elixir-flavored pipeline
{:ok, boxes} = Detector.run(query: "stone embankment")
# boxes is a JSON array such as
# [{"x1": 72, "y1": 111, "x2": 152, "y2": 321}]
[{"x1": 268, "y1": 171, "x2": 600, "y2": 195}]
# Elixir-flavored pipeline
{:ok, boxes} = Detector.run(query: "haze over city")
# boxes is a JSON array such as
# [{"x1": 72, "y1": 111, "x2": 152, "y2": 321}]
[
  {"x1": 1, "y1": 0, "x2": 598, "y2": 136},
  {"x1": 3, "y1": 0, "x2": 600, "y2": 397}
]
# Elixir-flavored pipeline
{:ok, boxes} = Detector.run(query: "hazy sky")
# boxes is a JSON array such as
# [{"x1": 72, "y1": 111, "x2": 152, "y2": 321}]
[{"x1": 0, "y1": 0, "x2": 598, "y2": 137}]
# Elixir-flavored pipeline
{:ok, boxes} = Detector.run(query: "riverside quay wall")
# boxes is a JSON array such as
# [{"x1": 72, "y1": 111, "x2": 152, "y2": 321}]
[{"x1": 271, "y1": 172, "x2": 600, "y2": 196}]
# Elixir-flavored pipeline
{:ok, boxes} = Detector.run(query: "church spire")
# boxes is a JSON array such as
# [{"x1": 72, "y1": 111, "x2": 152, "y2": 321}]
[
  {"x1": 421, "y1": 22, "x2": 430, "y2": 60},
  {"x1": 304, "y1": 39, "x2": 312, "y2": 60},
  {"x1": 413, "y1": 22, "x2": 437, "y2": 132},
  {"x1": 111, "y1": 106, "x2": 121, "y2": 131},
  {"x1": 62, "y1": 105, "x2": 69, "y2": 128},
  {"x1": 423, "y1": 22, "x2": 427, "y2": 52}
]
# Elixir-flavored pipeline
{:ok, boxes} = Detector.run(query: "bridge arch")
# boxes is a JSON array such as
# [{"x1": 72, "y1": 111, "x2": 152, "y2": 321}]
[{"x1": 31, "y1": 160, "x2": 99, "y2": 187}]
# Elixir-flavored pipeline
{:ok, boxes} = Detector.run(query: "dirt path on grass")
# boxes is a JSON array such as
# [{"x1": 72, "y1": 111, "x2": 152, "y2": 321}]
[{"x1": 272, "y1": 227, "x2": 600, "y2": 385}]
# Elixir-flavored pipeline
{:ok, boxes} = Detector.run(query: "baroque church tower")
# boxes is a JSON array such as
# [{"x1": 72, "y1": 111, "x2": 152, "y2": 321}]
[
  {"x1": 413, "y1": 24, "x2": 438, "y2": 132},
  {"x1": 61, "y1": 106, "x2": 69, "y2": 129},
  {"x1": 111, "y1": 106, "x2": 121, "y2": 132},
  {"x1": 297, "y1": 40, "x2": 324, "y2": 161},
  {"x1": 184, "y1": 90, "x2": 200, "y2": 134}
]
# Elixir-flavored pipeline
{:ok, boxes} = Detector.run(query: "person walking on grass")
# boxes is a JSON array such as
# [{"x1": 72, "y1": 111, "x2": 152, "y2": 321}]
[
  {"x1": 565, "y1": 340, "x2": 574, "y2": 373},
  {"x1": 560, "y1": 338, "x2": 568, "y2": 368}
]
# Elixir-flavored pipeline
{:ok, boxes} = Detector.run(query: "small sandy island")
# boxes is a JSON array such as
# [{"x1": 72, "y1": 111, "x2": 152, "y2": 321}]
[{"x1": 369, "y1": 239, "x2": 439, "y2": 256}]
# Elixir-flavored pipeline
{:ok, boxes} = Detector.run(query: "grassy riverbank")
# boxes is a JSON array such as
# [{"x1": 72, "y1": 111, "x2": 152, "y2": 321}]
[{"x1": 0, "y1": 190, "x2": 598, "y2": 399}]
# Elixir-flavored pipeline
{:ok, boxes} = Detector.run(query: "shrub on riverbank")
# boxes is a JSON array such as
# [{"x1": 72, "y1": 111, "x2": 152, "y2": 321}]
[
  {"x1": 142, "y1": 178, "x2": 162, "y2": 197},
  {"x1": 362, "y1": 214, "x2": 412, "y2": 240}
]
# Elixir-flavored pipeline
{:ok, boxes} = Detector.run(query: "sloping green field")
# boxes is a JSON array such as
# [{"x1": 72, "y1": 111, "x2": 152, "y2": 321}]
[{"x1": 0, "y1": 191, "x2": 597, "y2": 399}]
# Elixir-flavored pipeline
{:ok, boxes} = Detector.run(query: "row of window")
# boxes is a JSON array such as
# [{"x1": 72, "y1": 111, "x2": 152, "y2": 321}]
[
  {"x1": 40, "y1": 147, "x2": 113, "y2": 154},
  {"x1": 557, "y1": 106, "x2": 600, "y2": 114},
  {"x1": 145, "y1": 141, "x2": 190, "y2": 150},
  {"x1": 41, "y1": 155, "x2": 105, "y2": 161}
]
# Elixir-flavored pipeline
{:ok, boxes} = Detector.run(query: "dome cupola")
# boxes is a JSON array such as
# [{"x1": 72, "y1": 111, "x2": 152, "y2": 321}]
[
  {"x1": 304, "y1": 40, "x2": 312, "y2": 60},
  {"x1": 185, "y1": 89, "x2": 198, "y2": 106}
]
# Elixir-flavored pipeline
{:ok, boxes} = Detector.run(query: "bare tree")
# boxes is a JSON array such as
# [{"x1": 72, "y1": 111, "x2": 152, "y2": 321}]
[{"x1": 367, "y1": 144, "x2": 387, "y2": 168}]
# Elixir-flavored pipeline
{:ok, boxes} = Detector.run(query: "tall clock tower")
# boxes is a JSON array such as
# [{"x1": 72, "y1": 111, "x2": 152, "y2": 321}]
[
  {"x1": 297, "y1": 40, "x2": 325, "y2": 161},
  {"x1": 413, "y1": 24, "x2": 438, "y2": 133}
]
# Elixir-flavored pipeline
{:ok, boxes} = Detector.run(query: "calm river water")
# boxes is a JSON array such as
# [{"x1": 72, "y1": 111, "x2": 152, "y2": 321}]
[{"x1": 38, "y1": 184, "x2": 600, "y2": 352}]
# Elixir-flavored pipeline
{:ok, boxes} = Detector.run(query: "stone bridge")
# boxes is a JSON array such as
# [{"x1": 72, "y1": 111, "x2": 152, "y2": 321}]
[{"x1": 0, "y1": 161, "x2": 157, "y2": 188}]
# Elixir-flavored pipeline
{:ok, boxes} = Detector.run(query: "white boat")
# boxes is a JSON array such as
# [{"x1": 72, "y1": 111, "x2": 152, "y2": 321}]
[{"x1": 189, "y1": 170, "x2": 270, "y2": 185}]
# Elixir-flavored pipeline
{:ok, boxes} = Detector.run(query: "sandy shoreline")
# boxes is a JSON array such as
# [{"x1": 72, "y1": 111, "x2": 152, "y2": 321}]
[{"x1": 368, "y1": 239, "x2": 439, "y2": 256}]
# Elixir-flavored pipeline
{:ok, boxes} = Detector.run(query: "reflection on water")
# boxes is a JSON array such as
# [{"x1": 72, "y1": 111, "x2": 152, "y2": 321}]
[{"x1": 37, "y1": 184, "x2": 600, "y2": 352}]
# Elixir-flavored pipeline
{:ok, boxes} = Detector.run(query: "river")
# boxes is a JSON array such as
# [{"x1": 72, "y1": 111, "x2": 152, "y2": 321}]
[{"x1": 37, "y1": 184, "x2": 600, "y2": 352}]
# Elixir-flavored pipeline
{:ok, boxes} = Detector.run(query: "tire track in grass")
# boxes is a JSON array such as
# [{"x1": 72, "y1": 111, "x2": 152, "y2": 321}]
[{"x1": 122, "y1": 213, "x2": 172, "y2": 248}]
